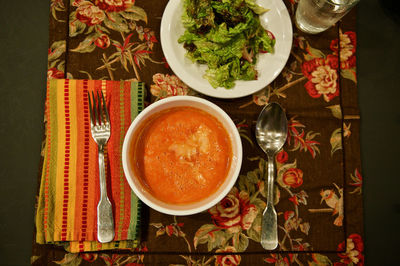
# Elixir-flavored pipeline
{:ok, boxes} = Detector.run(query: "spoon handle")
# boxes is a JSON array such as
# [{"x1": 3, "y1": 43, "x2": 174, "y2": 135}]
[{"x1": 261, "y1": 156, "x2": 278, "y2": 250}]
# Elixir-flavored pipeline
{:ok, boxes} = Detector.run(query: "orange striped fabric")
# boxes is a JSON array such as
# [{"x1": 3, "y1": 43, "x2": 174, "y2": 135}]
[{"x1": 36, "y1": 79, "x2": 144, "y2": 252}]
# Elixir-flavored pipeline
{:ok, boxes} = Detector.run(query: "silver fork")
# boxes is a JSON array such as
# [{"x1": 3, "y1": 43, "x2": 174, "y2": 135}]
[{"x1": 88, "y1": 90, "x2": 115, "y2": 243}]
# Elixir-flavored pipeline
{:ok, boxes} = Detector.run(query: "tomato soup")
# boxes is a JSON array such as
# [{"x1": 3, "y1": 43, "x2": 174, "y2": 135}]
[{"x1": 129, "y1": 106, "x2": 232, "y2": 204}]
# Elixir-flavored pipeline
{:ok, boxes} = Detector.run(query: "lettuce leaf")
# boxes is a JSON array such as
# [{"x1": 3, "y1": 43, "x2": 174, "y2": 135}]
[
  {"x1": 179, "y1": 0, "x2": 275, "y2": 89},
  {"x1": 245, "y1": 0, "x2": 270, "y2": 15}
]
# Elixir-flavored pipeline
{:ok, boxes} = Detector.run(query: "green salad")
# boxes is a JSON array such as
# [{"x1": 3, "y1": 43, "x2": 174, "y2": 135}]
[{"x1": 178, "y1": 0, "x2": 275, "y2": 89}]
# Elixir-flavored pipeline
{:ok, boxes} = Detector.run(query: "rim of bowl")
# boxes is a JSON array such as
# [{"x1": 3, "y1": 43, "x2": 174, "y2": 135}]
[{"x1": 122, "y1": 96, "x2": 243, "y2": 215}]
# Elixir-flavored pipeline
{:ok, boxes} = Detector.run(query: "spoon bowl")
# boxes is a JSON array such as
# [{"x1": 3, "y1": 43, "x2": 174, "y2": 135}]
[
  {"x1": 256, "y1": 103, "x2": 288, "y2": 155},
  {"x1": 255, "y1": 102, "x2": 288, "y2": 250}
]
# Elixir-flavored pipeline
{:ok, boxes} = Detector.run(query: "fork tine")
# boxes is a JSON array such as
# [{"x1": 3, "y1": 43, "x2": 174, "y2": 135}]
[
  {"x1": 97, "y1": 91, "x2": 103, "y2": 125},
  {"x1": 88, "y1": 92, "x2": 94, "y2": 126},
  {"x1": 92, "y1": 91, "x2": 99, "y2": 125},
  {"x1": 100, "y1": 90, "x2": 110, "y2": 124}
]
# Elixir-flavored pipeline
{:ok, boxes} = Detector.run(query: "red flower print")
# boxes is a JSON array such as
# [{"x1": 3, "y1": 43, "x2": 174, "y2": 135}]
[
  {"x1": 165, "y1": 225, "x2": 176, "y2": 236},
  {"x1": 276, "y1": 150, "x2": 288, "y2": 164},
  {"x1": 288, "y1": 191, "x2": 308, "y2": 207},
  {"x1": 150, "y1": 73, "x2": 190, "y2": 99},
  {"x1": 94, "y1": 0, "x2": 135, "y2": 12},
  {"x1": 335, "y1": 234, "x2": 364, "y2": 265},
  {"x1": 135, "y1": 26, "x2": 158, "y2": 49},
  {"x1": 293, "y1": 36, "x2": 306, "y2": 49},
  {"x1": 134, "y1": 243, "x2": 148, "y2": 252},
  {"x1": 253, "y1": 94, "x2": 268, "y2": 106},
  {"x1": 284, "y1": 210, "x2": 295, "y2": 221},
  {"x1": 326, "y1": 54, "x2": 339, "y2": 69},
  {"x1": 289, "y1": 195, "x2": 299, "y2": 205},
  {"x1": 215, "y1": 246, "x2": 241, "y2": 266},
  {"x1": 282, "y1": 168, "x2": 303, "y2": 188},
  {"x1": 100, "y1": 254, "x2": 126, "y2": 265},
  {"x1": 73, "y1": 0, "x2": 105, "y2": 26},
  {"x1": 287, "y1": 117, "x2": 320, "y2": 158},
  {"x1": 350, "y1": 168, "x2": 362, "y2": 188},
  {"x1": 151, "y1": 221, "x2": 185, "y2": 238},
  {"x1": 283, "y1": 210, "x2": 309, "y2": 234},
  {"x1": 94, "y1": 34, "x2": 110, "y2": 49},
  {"x1": 264, "y1": 254, "x2": 290, "y2": 265},
  {"x1": 350, "y1": 168, "x2": 362, "y2": 195},
  {"x1": 293, "y1": 243, "x2": 310, "y2": 251},
  {"x1": 140, "y1": 27, "x2": 157, "y2": 44},
  {"x1": 330, "y1": 31, "x2": 357, "y2": 69},
  {"x1": 209, "y1": 187, "x2": 258, "y2": 233},
  {"x1": 47, "y1": 68, "x2": 64, "y2": 79},
  {"x1": 302, "y1": 57, "x2": 339, "y2": 102},
  {"x1": 80, "y1": 253, "x2": 98, "y2": 262}
]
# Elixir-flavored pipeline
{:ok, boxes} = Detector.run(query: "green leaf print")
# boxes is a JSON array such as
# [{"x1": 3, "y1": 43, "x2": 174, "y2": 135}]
[
  {"x1": 341, "y1": 68, "x2": 357, "y2": 83},
  {"x1": 121, "y1": 6, "x2": 148, "y2": 23},
  {"x1": 69, "y1": 12, "x2": 86, "y2": 37},
  {"x1": 232, "y1": 232, "x2": 249, "y2": 252},
  {"x1": 330, "y1": 128, "x2": 342, "y2": 156},
  {"x1": 326, "y1": 105, "x2": 342, "y2": 119},
  {"x1": 70, "y1": 34, "x2": 97, "y2": 53},
  {"x1": 104, "y1": 12, "x2": 130, "y2": 33}
]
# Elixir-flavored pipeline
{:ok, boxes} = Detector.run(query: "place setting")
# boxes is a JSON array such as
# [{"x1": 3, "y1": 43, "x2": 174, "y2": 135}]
[{"x1": 32, "y1": 0, "x2": 364, "y2": 265}]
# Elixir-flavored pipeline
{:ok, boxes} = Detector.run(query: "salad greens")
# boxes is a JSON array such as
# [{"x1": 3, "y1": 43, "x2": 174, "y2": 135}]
[{"x1": 178, "y1": 0, "x2": 275, "y2": 89}]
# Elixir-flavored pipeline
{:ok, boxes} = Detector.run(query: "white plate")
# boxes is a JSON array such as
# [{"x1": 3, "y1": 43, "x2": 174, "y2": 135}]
[{"x1": 160, "y1": 0, "x2": 293, "y2": 99}]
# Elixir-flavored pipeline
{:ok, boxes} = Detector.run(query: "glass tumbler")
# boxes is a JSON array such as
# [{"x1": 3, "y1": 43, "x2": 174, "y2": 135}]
[{"x1": 295, "y1": 0, "x2": 360, "y2": 34}]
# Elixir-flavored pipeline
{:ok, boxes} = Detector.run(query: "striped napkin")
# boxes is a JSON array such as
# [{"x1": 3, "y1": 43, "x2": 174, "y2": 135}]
[{"x1": 35, "y1": 79, "x2": 144, "y2": 253}]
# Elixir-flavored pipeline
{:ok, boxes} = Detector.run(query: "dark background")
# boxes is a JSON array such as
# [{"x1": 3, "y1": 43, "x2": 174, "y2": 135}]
[{"x1": 0, "y1": 0, "x2": 399, "y2": 265}]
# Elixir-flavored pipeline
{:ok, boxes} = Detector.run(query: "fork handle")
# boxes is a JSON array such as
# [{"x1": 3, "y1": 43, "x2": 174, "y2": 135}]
[{"x1": 97, "y1": 145, "x2": 115, "y2": 243}]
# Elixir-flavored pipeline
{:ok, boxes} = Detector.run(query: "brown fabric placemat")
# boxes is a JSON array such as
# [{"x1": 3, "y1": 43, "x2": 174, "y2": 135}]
[{"x1": 32, "y1": 0, "x2": 364, "y2": 265}]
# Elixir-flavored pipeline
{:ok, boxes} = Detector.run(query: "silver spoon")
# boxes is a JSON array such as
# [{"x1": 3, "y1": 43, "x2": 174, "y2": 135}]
[{"x1": 255, "y1": 102, "x2": 288, "y2": 250}]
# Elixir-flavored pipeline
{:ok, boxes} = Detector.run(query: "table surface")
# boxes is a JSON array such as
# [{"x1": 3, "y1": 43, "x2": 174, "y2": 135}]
[{"x1": 0, "y1": 0, "x2": 399, "y2": 265}]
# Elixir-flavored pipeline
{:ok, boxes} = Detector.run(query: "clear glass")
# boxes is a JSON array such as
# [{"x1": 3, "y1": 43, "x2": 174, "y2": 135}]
[{"x1": 295, "y1": 0, "x2": 360, "y2": 34}]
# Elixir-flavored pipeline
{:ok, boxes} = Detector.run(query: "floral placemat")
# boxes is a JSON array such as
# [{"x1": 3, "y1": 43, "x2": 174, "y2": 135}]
[{"x1": 32, "y1": 0, "x2": 364, "y2": 265}]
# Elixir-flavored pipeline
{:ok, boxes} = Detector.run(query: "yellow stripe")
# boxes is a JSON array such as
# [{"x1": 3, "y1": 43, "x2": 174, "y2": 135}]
[
  {"x1": 67, "y1": 80, "x2": 78, "y2": 238},
  {"x1": 46, "y1": 80, "x2": 59, "y2": 241},
  {"x1": 54, "y1": 79, "x2": 66, "y2": 240},
  {"x1": 35, "y1": 139, "x2": 47, "y2": 243},
  {"x1": 67, "y1": 240, "x2": 139, "y2": 252},
  {"x1": 84, "y1": 241, "x2": 91, "y2": 252}
]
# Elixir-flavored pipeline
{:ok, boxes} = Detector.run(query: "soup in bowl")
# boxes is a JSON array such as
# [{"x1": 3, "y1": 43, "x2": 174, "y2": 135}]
[{"x1": 122, "y1": 96, "x2": 242, "y2": 215}]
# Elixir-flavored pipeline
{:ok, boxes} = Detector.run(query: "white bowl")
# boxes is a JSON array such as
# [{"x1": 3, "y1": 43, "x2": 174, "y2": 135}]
[{"x1": 122, "y1": 96, "x2": 243, "y2": 216}]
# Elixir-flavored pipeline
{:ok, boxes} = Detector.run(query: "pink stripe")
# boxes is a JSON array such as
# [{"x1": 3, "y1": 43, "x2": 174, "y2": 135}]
[
  {"x1": 79, "y1": 242, "x2": 84, "y2": 252},
  {"x1": 61, "y1": 79, "x2": 70, "y2": 241},
  {"x1": 80, "y1": 80, "x2": 90, "y2": 241}
]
